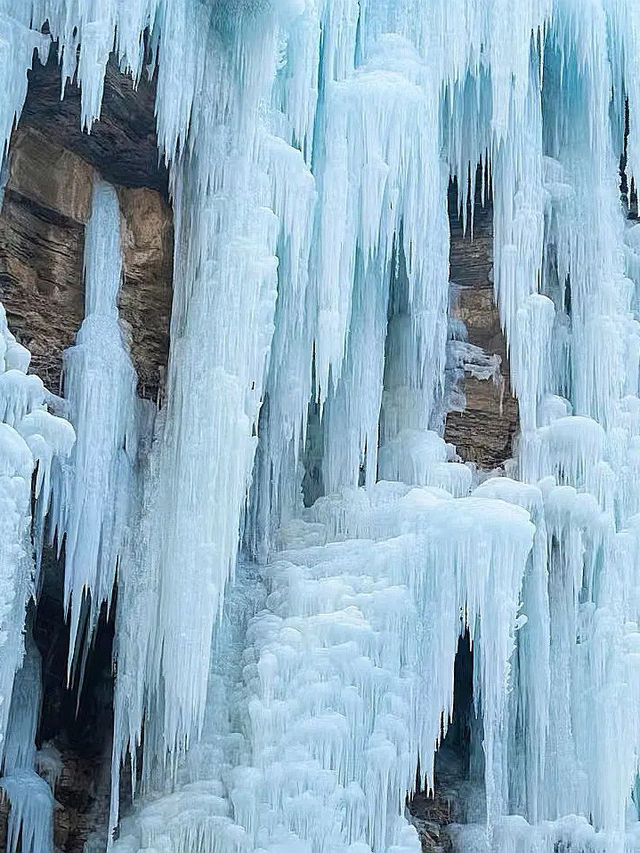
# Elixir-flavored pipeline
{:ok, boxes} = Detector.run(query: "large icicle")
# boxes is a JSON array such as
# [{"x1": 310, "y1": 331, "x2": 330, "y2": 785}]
[
  {"x1": 1, "y1": 637, "x2": 54, "y2": 853},
  {"x1": 53, "y1": 180, "x2": 138, "y2": 669}
]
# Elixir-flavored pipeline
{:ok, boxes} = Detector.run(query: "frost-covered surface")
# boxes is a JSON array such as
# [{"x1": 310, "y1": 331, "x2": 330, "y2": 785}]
[
  {"x1": 0, "y1": 294, "x2": 74, "y2": 771},
  {"x1": 0, "y1": 248, "x2": 74, "y2": 849},
  {"x1": 3, "y1": 1, "x2": 640, "y2": 853}
]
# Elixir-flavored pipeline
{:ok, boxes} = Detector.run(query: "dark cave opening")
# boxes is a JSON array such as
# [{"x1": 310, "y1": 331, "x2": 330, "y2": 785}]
[
  {"x1": 32, "y1": 546, "x2": 116, "y2": 852},
  {"x1": 408, "y1": 630, "x2": 482, "y2": 853},
  {"x1": 620, "y1": 98, "x2": 638, "y2": 221},
  {"x1": 34, "y1": 549, "x2": 115, "y2": 763},
  {"x1": 0, "y1": 545, "x2": 118, "y2": 852}
]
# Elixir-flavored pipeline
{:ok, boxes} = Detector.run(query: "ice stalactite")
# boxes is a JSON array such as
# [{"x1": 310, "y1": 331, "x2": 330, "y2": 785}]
[
  {"x1": 0, "y1": 638, "x2": 54, "y2": 853},
  {"x1": 109, "y1": 7, "x2": 292, "y2": 836},
  {"x1": 126, "y1": 8, "x2": 282, "y2": 765},
  {"x1": 51, "y1": 179, "x2": 138, "y2": 676},
  {"x1": 0, "y1": 4, "x2": 66, "y2": 772},
  {"x1": 0, "y1": 769, "x2": 54, "y2": 853}
]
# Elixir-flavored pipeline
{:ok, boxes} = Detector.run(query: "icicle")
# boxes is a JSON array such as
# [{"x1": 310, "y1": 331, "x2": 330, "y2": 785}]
[
  {"x1": 56, "y1": 179, "x2": 138, "y2": 672},
  {"x1": 0, "y1": 770, "x2": 54, "y2": 853},
  {"x1": 0, "y1": 637, "x2": 54, "y2": 853}
]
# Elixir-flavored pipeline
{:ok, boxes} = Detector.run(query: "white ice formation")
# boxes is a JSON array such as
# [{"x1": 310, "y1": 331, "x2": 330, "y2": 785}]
[
  {"x1": 53, "y1": 179, "x2": 139, "y2": 674},
  {"x1": 1, "y1": 638, "x2": 54, "y2": 853},
  {"x1": 3, "y1": 1, "x2": 640, "y2": 852}
]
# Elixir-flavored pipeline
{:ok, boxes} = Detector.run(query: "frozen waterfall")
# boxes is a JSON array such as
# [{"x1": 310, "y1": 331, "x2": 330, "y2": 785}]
[{"x1": 2, "y1": 1, "x2": 640, "y2": 852}]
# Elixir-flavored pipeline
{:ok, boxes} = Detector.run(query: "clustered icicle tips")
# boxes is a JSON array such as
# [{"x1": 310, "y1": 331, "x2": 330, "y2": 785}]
[
  {"x1": 3, "y1": 1, "x2": 640, "y2": 852},
  {"x1": 237, "y1": 487, "x2": 534, "y2": 853}
]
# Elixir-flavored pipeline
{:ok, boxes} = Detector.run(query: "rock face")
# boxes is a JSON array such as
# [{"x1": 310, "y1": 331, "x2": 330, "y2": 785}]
[
  {"x1": 117, "y1": 185, "x2": 173, "y2": 400},
  {"x1": 444, "y1": 183, "x2": 519, "y2": 469},
  {"x1": 0, "y1": 57, "x2": 173, "y2": 401},
  {"x1": 0, "y1": 128, "x2": 87, "y2": 394},
  {"x1": 21, "y1": 52, "x2": 169, "y2": 195}
]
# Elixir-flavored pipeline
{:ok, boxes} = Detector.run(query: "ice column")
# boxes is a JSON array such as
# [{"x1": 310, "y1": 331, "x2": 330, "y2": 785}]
[
  {"x1": 109, "y1": 8, "x2": 297, "y2": 822},
  {"x1": 55, "y1": 180, "x2": 138, "y2": 670},
  {"x1": 0, "y1": 637, "x2": 54, "y2": 853}
]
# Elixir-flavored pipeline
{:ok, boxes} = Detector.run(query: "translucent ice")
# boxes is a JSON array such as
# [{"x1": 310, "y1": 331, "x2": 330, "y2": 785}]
[{"x1": 53, "y1": 180, "x2": 138, "y2": 668}]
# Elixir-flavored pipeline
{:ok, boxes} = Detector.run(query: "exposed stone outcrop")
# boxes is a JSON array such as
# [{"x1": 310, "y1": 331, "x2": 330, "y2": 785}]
[
  {"x1": 444, "y1": 183, "x2": 519, "y2": 469},
  {"x1": 0, "y1": 127, "x2": 88, "y2": 393},
  {"x1": 117, "y1": 185, "x2": 172, "y2": 400},
  {"x1": 21, "y1": 52, "x2": 169, "y2": 196},
  {"x1": 0, "y1": 66, "x2": 173, "y2": 404}
]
